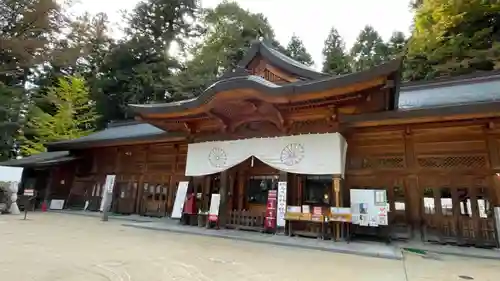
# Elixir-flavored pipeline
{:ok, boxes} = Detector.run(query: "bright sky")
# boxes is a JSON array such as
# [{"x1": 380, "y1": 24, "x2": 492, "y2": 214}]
[
  {"x1": 0, "y1": 166, "x2": 23, "y2": 182},
  {"x1": 73, "y1": 0, "x2": 414, "y2": 70}
]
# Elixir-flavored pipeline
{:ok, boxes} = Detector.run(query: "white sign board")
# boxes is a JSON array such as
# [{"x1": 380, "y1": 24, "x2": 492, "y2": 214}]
[
  {"x1": 350, "y1": 189, "x2": 388, "y2": 227},
  {"x1": 100, "y1": 175, "x2": 116, "y2": 211},
  {"x1": 494, "y1": 207, "x2": 500, "y2": 247},
  {"x1": 208, "y1": 193, "x2": 221, "y2": 221},
  {"x1": 171, "y1": 181, "x2": 189, "y2": 219},
  {"x1": 104, "y1": 175, "x2": 116, "y2": 193},
  {"x1": 49, "y1": 199, "x2": 65, "y2": 210},
  {"x1": 23, "y1": 189, "x2": 35, "y2": 196},
  {"x1": 277, "y1": 181, "x2": 287, "y2": 227}
]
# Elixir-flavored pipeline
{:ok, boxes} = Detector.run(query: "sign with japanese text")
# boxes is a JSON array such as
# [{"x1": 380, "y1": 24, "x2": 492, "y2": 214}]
[
  {"x1": 277, "y1": 181, "x2": 287, "y2": 227},
  {"x1": 264, "y1": 190, "x2": 277, "y2": 230},
  {"x1": 23, "y1": 189, "x2": 34, "y2": 196}
]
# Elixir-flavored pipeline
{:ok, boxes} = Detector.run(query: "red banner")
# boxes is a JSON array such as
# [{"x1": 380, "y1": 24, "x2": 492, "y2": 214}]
[{"x1": 264, "y1": 190, "x2": 277, "y2": 230}]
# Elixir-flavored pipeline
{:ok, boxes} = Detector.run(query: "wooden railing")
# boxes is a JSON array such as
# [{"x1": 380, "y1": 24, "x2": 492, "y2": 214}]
[{"x1": 226, "y1": 210, "x2": 265, "y2": 232}]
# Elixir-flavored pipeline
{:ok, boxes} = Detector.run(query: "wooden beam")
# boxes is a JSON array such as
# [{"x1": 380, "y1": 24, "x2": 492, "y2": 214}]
[
  {"x1": 245, "y1": 99, "x2": 259, "y2": 112},
  {"x1": 266, "y1": 103, "x2": 285, "y2": 127},
  {"x1": 183, "y1": 122, "x2": 194, "y2": 134},
  {"x1": 382, "y1": 80, "x2": 395, "y2": 89},
  {"x1": 206, "y1": 110, "x2": 228, "y2": 132},
  {"x1": 228, "y1": 114, "x2": 285, "y2": 133}
]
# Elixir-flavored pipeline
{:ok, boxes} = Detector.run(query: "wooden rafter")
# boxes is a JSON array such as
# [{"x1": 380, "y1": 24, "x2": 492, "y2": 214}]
[
  {"x1": 266, "y1": 103, "x2": 285, "y2": 126},
  {"x1": 228, "y1": 114, "x2": 284, "y2": 133},
  {"x1": 147, "y1": 119, "x2": 169, "y2": 131},
  {"x1": 245, "y1": 99, "x2": 259, "y2": 111},
  {"x1": 183, "y1": 122, "x2": 194, "y2": 134},
  {"x1": 206, "y1": 109, "x2": 229, "y2": 132}
]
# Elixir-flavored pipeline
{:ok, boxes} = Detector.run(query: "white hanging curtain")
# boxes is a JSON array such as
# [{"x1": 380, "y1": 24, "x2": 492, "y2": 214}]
[{"x1": 185, "y1": 133, "x2": 347, "y2": 177}]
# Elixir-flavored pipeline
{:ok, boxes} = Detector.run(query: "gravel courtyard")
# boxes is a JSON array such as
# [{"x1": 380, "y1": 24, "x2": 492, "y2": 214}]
[{"x1": 0, "y1": 213, "x2": 499, "y2": 281}]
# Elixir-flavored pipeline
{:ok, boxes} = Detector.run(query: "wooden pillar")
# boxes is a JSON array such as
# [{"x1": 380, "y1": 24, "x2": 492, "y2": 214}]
[
  {"x1": 485, "y1": 125, "x2": 500, "y2": 206},
  {"x1": 332, "y1": 176, "x2": 341, "y2": 240},
  {"x1": 297, "y1": 175, "x2": 303, "y2": 206},
  {"x1": 43, "y1": 168, "x2": 55, "y2": 203},
  {"x1": 218, "y1": 170, "x2": 229, "y2": 228},
  {"x1": 404, "y1": 129, "x2": 421, "y2": 238},
  {"x1": 237, "y1": 172, "x2": 245, "y2": 210},
  {"x1": 228, "y1": 172, "x2": 235, "y2": 211},
  {"x1": 114, "y1": 147, "x2": 121, "y2": 174},
  {"x1": 167, "y1": 144, "x2": 180, "y2": 214},
  {"x1": 203, "y1": 175, "x2": 210, "y2": 211},
  {"x1": 492, "y1": 176, "x2": 500, "y2": 208}
]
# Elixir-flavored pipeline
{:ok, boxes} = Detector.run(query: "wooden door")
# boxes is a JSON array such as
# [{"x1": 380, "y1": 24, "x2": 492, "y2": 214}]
[
  {"x1": 419, "y1": 176, "x2": 496, "y2": 247},
  {"x1": 114, "y1": 176, "x2": 138, "y2": 215},
  {"x1": 140, "y1": 175, "x2": 170, "y2": 217},
  {"x1": 87, "y1": 176, "x2": 104, "y2": 211}
]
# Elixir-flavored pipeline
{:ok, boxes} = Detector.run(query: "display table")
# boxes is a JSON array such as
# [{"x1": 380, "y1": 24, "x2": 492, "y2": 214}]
[
  {"x1": 285, "y1": 212, "x2": 327, "y2": 239},
  {"x1": 330, "y1": 211, "x2": 353, "y2": 242}
]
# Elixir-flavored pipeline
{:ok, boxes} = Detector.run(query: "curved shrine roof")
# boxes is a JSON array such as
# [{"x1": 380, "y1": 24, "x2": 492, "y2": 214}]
[
  {"x1": 129, "y1": 59, "x2": 402, "y2": 116},
  {"x1": 240, "y1": 41, "x2": 329, "y2": 80},
  {"x1": 398, "y1": 70, "x2": 500, "y2": 110}
]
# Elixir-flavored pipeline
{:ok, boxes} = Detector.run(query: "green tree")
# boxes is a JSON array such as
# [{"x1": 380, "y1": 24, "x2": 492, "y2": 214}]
[
  {"x1": 284, "y1": 35, "x2": 314, "y2": 66},
  {"x1": 350, "y1": 25, "x2": 389, "y2": 71},
  {"x1": 21, "y1": 76, "x2": 98, "y2": 155},
  {"x1": 0, "y1": 83, "x2": 23, "y2": 160},
  {"x1": 321, "y1": 27, "x2": 351, "y2": 75},
  {"x1": 405, "y1": 0, "x2": 500, "y2": 81},
  {"x1": 171, "y1": 1, "x2": 283, "y2": 96},
  {"x1": 0, "y1": 0, "x2": 64, "y2": 159},
  {"x1": 34, "y1": 13, "x2": 114, "y2": 116},
  {"x1": 95, "y1": 0, "x2": 201, "y2": 123},
  {"x1": 386, "y1": 31, "x2": 407, "y2": 58}
]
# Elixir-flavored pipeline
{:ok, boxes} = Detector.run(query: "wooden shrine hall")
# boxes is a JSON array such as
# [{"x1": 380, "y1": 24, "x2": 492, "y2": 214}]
[{"x1": 2, "y1": 40, "x2": 500, "y2": 248}]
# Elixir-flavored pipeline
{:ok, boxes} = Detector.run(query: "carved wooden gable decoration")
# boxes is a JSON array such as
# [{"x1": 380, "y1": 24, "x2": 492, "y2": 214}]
[
  {"x1": 247, "y1": 55, "x2": 299, "y2": 84},
  {"x1": 232, "y1": 40, "x2": 329, "y2": 84}
]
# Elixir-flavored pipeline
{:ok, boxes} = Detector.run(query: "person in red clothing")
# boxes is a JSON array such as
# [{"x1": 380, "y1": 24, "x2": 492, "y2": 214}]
[{"x1": 182, "y1": 192, "x2": 197, "y2": 225}]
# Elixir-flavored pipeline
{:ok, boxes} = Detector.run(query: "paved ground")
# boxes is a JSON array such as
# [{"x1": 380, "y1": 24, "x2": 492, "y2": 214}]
[
  {"x1": 1, "y1": 213, "x2": 499, "y2": 281},
  {"x1": 54, "y1": 209, "x2": 500, "y2": 260}
]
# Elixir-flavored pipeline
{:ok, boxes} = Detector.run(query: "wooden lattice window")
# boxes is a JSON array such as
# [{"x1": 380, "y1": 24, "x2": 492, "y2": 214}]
[
  {"x1": 349, "y1": 155, "x2": 405, "y2": 170},
  {"x1": 417, "y1": 155, "x2": 487, "y2": 169}
]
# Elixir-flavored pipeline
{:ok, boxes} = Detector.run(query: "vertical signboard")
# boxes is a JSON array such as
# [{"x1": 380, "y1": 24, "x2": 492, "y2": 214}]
[
  {"x1": 208, "y1": 193, "x2": 221, "y2": 222},
  {"x1": 100, "y1": 175, "x2": 116, "y2": 211},
  {"x1": 494, "y1": 207, "x2": 500, "y2": 247},
  {"x1": 264, "y1": 190, "x2": 277, "y2": 230},
  {"x1": 171, "y1": 181, "x2": 189, "y2": 219},
  {"x1": 277, "y1": 181, "x2": 287, "y2": 227}
]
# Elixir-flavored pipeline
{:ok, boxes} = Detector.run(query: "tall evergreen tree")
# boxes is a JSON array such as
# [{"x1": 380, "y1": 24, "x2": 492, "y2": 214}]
[
  {"x1": 0, "y1": 83, "x2": 23, "y2": 160},
  {"x1": 34, "y1": 13, "x2": 114, "y2": 115},
  {"x1": 321, "y1": 27, "x2": 351, "y2": 75},
  {"x1": 0, "y1": 0, "x2": 64, "y2": 159},
  {"x1": 96, "y1": 0, "x2": 201, "y2": 123},
  {"x1": 350, "y1": 25, "x2": 389, "y2": 71},
  {"x1": 386, "y1": 31, "x2": 407, "y2": 58},
  {"x1": 405, "y1": 0, "x2": 500, "y2": 81},
  {"x1": 284, "y1": 35, "x2": 314, "y2": 66},
  {"x1": 21, "y1": 76, "x2": 98, "y2": 155},
  {"x1": 170, "y1": 1, "x2": 283, "y2": 96}
]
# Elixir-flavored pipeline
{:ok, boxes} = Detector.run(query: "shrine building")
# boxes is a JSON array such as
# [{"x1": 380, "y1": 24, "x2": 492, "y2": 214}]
[{"x1": 2, "y1": 40, "x2": 500, "y2": 248}]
